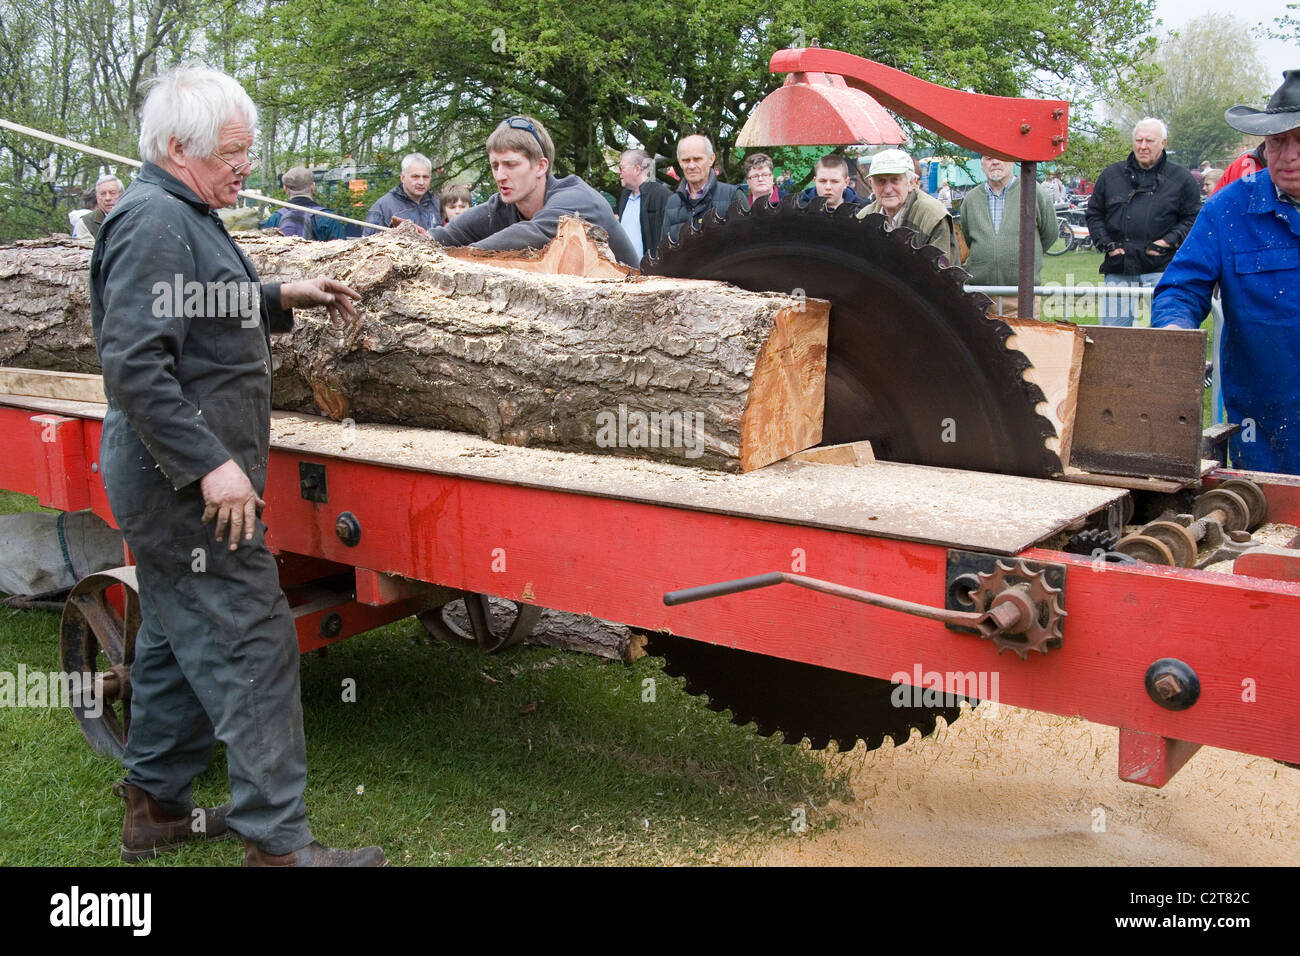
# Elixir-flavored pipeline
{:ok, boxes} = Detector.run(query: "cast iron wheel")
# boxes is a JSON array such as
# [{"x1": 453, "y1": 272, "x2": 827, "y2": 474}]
[{"x1": 58, "y1": 567, "x2": 140, "y2": 757}]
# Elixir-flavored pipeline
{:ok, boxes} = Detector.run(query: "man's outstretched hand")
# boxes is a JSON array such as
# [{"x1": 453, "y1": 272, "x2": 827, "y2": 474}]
[
  {"x1": 280, "y1": 276, "x2": 362, "y2": 330},
  {"x1": 200, "y1": 459, "x2": 266, "y2": 550}
]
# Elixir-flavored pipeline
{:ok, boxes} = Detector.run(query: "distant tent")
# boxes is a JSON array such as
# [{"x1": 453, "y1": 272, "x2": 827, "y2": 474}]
[{"x1": 932, "y1": 158, "x2": 980, "y2": 187}]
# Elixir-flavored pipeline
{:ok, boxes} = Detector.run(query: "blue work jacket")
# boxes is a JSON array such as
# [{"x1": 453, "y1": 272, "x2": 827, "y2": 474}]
[{"x1": 1152, "y1": 170, "x2": 1300, "y2": 473}]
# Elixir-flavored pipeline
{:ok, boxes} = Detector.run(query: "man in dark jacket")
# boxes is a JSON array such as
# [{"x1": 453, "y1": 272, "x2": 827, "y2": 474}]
[
  {"x1": 615, "y1": 148, "x2": 670, "y2": 263},
  {"x1": 364, "y1": 152, "x2": 441, "y2": 235},
  {"x1": 428, "y1": 115, "x2": 638, "y2": 266},
  {"x1": 93, "y1": 64, "x2": 382, "y2": 866},
  {"x1": 662, "y1": 135, "x2": 737, "y2": 242},
  {"x1": 1086, "y1": 118, "x2": 1201, "y2": 326}
]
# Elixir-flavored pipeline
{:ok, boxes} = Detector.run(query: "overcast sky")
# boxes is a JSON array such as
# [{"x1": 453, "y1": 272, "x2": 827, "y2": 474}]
[{"x1": 1154, "y1": 0, "x2": 1296, "y2": 85}]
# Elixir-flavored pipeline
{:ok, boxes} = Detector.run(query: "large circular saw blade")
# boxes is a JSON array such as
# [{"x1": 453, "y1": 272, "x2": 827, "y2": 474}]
[
  {"x1": 641, "y1": 198, "x2": 1042, "y2": 751},
  {"x1": 646, "y1": 632, "x2": 967, "y2": 752},
  {"x1": 644, "y1": 197, "x2": 1061, "y2": 478}
]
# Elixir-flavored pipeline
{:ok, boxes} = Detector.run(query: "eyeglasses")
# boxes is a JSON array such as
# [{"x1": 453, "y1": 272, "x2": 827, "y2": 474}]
[
  {"x1": 503, "y1": 116, "x2": 546, "y2": 155},
  {"x1": 214, "y1": 149, "x2": 258, "y2": 176}
]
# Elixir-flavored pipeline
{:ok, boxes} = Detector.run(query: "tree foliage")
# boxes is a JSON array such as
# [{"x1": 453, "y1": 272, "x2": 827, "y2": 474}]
[
  {"x1": 0, "y1": 0, "x2": 226, "y2": 239},
  {"x1": 1, "y1": 0, "x2": 1161, "y2": 239},
  {"x1": 243, "y1": 0, "x2": 1160, "y2": 193}
]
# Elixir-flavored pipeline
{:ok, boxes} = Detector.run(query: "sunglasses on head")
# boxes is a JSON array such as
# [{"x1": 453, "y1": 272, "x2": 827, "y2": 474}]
[{"x1": 504, "y1": 116, "x2": 545, "y2": 154}]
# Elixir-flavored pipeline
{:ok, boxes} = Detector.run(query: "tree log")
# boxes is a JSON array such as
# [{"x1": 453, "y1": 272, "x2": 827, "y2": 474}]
[{"x1": 0, "y1": 227, "x2": 829, "y2": 471}]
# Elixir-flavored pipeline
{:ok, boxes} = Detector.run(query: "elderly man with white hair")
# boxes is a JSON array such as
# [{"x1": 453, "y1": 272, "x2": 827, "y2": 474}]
[
  {"x1": 662, "y1": 134, "x2": 738, "y2": 242},
  {"x1": 72, "y1": 173, "x2": 124, "y2": 239},
  {"x1": 90, "y1": 63, "x2": 384, "y2": 866},
  {"x1": 364, "y1": 151, "x2": 440, "y2": 234},
  {"x1": 858, "y1": 148, "x2": 958, "y2": 265},
  {"x1": 1085, "y1": 117, "x2": 1201, "y2": 326}
]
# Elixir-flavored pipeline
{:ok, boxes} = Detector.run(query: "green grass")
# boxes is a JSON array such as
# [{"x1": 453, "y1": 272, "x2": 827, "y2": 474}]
[{"x1": 0, "y1": 492, "x2": 850, "y2": 866}]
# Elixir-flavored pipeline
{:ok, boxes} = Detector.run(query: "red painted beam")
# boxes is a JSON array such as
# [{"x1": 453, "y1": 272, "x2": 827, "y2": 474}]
[
  {"x1": 765, "y1": 48, "x2": 1068, "y2": 161},
  {"x1": 29, "y1": 414, "x2": 92, "y2": 512},
  {"x1": 253, "y1": 451, "x2": 1300, "y2": 766}
]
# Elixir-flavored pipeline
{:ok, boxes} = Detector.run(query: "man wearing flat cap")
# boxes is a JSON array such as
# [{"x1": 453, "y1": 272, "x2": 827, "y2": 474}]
[
  {"x1": 858, "y1": 148, "x2": 958, "y2": 265},
  {"x1": 1153, "y1": 71, "x2": 1300, "y2": 474}
]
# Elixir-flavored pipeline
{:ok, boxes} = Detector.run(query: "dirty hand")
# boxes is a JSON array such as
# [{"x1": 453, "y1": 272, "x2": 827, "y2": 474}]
[
  {"x1": 281, "y1": 276, "x2": 362, "y2": 329},
  {"x1": 200, "y1": 459, "x2": 265, "y2": 550}
]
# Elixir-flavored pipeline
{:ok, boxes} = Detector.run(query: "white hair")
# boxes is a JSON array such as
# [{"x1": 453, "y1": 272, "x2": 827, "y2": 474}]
[
  {"x1": 95, "y1": 174, "x2": 123, "y2": 191},
  {"x1": 1134, "y1": 117, "x2": 1168, "y2": 140},
  {"x1": 401, "y1": 153, "x2": 433, "y2": 174},
  {"x1": 678, "y1": 134, "x2": 714, "y2": 157},
  {"x1": 137, "y1": 64, "x2": 257, "y2": 164},
  {"x1": 621, "y1": 148, "x2": 654, "y2": 175}
]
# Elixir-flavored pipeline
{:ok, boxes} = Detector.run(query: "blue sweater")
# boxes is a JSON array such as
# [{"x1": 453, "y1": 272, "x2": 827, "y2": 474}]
[{"x1": 1152, "y1": 170, "x2": 1300, "y2": 473}]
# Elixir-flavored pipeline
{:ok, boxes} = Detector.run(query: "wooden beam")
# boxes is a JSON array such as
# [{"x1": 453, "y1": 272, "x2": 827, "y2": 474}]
[{"x1": 0, "y1": 367, "x2": 105, "y2": 403}]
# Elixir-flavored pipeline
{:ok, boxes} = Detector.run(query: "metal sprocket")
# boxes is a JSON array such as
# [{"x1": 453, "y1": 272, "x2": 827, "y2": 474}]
[
  {"x1": 644, "y1": 197, "x2": 1061, "y2": 478},
  {"x1": 644, "y1": 632, "x2": 967, "y2": 752}
]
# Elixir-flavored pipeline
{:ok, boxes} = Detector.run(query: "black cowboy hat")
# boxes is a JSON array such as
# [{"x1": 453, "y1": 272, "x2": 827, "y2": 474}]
[{"x1": 1226, "y1": 70, "x2": 1300, "y2": 136}]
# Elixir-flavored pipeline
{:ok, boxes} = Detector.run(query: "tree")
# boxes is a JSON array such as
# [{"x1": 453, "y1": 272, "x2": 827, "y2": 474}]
[
  {"x1": 0, "y1": 0, "x2": 1161, "y2": 240},
  {"x1": 1110, "y1": 13, "x2": 1271, "y2": 169},
  {"x1": 0, "y1": 0, "x2": 222, "y2": 241},
  {"x1": 242, "y1": 0, "x2": 1160, "y2": 194}
]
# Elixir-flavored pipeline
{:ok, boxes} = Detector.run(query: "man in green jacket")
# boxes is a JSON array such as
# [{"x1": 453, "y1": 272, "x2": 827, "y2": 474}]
[{"x1": 960, "y1": 155, "x2": 1058, "y2": 316}]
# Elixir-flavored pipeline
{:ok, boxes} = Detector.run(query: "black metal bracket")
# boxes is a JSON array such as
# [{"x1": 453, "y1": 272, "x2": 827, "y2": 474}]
[{"x1": 299, "y1": 462, "x2": 328, "y2": 503}]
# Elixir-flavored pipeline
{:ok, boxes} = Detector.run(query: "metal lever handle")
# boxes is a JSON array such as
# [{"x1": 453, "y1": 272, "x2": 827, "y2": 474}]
[{"x1": 663, "y1": 571, "x2": 1022, "y2": 638}]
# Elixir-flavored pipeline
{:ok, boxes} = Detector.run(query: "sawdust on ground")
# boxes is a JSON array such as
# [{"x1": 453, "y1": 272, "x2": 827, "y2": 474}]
[{"x1": 723, "y1": 703, "x2": 1300, "y2": 866}]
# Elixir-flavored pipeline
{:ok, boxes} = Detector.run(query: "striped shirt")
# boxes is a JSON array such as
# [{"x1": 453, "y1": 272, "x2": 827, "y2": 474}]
[{"x1": 987, "y1": 182, "x2": 1011, "y2": 233}]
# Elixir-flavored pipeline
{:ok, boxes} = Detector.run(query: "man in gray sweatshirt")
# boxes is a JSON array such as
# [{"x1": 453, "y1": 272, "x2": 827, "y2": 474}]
[{"x1": 429, "y1": 115, "x2": 638, "y2": 266}]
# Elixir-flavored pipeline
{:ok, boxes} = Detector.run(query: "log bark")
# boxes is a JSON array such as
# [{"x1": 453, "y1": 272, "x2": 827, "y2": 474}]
[{"x1": 0, "y1": 227, "x2": 829, "y2": 472}]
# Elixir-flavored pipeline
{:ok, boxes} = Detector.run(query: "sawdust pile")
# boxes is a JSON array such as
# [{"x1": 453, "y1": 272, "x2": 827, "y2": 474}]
[{"x1": 728, "y1": 703, "x2": 1300, "y2": 866}]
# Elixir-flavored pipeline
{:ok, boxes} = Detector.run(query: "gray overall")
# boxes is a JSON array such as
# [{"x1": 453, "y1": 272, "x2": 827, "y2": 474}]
[{"x1": 90, "y1": 162, "x2": 312, "y2": 854}]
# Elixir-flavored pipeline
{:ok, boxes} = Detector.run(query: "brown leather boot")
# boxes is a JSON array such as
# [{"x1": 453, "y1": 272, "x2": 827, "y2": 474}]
[
  {"x1": 242, "y1": 838, "x2": 388, "y2": 867},
  {"x1": 115, "y1": 780, "x2": 233, "y2": 862}
]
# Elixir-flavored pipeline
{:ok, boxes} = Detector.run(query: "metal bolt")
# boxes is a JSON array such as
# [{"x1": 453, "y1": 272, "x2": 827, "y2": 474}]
[
  {"x1": 1152, "y1": 673, "x2": 1183, "y2": 700},
  {"x1": 320, "y1": 612, "x2": 343, "y2": 638},
  {"x1": 1051, "y1": 108, "x2": 1065, "y2": 120},
  {"x1": 1020, "y1": 123, "x2": 1032, "y2": 134}
]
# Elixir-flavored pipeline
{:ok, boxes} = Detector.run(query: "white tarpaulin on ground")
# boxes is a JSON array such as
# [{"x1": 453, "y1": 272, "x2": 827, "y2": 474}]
[{"x1": 0, "y1": 511, "x2": 123, "y2": 598}]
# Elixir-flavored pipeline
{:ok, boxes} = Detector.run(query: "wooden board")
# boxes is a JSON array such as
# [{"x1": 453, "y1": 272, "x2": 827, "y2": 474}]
[
  {"x1": 1001, "y1": 316, "x2": 1085, "y2": 466},
  {"x1": 1060, "y1": 459, "x2": 1218, "y2": 493},
  {"x1": 0, "y1": 368, "x2": 105, "y2": 403},
  {"x1": 788, "y1": 440, "x2": 876, "y2": 466},
  {"x1": 1069, "y1": 326, "x2": 1206, "y2": 480}
]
